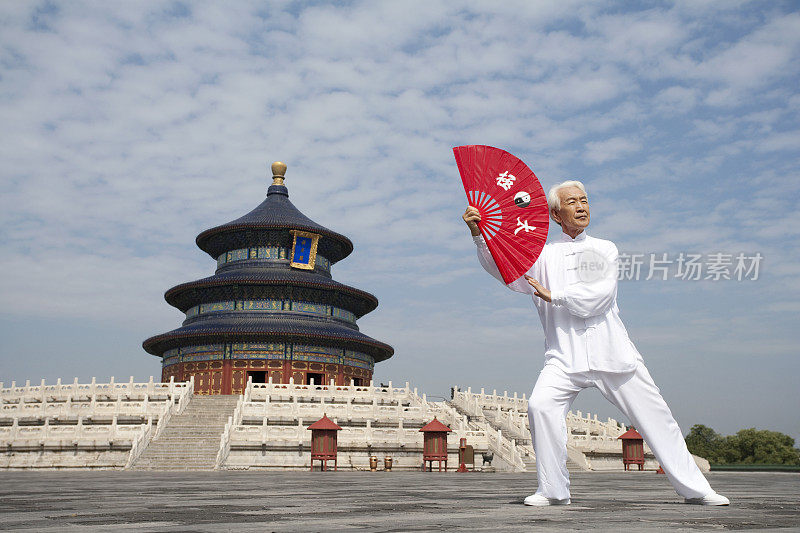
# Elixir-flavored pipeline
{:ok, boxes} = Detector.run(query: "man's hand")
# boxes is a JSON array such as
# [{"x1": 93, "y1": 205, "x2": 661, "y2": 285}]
[
  {"x1": 463, "y1": 206, "x2": 481, "y2": 237},
  {"x1": 525, "y1": 275, "x2": 552, "y2": 302}
]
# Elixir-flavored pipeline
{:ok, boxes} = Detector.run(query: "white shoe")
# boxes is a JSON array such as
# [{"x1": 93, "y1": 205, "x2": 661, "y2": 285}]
[
  {"x1": 524, "y1": 493, "x2": 571, "y2": 506},
  {"x1": 685, "y1": 492, "x2": 730, "y2": 506}
]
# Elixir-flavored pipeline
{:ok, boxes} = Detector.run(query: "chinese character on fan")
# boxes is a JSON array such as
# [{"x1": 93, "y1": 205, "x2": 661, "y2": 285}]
[
  {"x1": 496, "y1": 171, "x2": 516, "y2": 191},
  {"x1": 515, "y1": 217, "x2": 536, "y2": 235}
]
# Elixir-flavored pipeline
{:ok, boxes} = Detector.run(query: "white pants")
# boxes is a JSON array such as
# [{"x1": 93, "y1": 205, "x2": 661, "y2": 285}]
[{"x1": 527, "y1": 362, "x2": 713, "y2": 500}]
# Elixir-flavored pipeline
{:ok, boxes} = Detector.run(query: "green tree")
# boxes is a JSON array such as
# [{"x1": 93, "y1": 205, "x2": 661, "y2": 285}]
[
  {"x1": 685, "y1": 425, "x2": 800, "y2": 465},
  {"x1": 723, "y1": 428, "x2": 800, "y2": 465},
  {"x1": 685, "y1": 424, "x2": 722, "y2": 462}
]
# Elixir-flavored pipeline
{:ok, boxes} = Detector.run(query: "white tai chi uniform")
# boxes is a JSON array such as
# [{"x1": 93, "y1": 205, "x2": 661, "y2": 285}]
[{"x1": 474, "y1": 230, "x2": 713, "y2": 501}]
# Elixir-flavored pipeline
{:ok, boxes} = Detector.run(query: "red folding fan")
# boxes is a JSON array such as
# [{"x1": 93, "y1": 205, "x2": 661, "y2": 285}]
[{"x1": 453, "y1": 145, "x2": 549, "y2": 284}]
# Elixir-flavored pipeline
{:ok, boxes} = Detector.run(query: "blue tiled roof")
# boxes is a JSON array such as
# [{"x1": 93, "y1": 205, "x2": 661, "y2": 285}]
[
  {"x1": 164, "y1": 266, "x2": 378, "y2": 316},
  {"x1": 143, "y1": 315, "x2": 393, "y2": 361},
  {"x1": 196, "y1": 184, "x2": 353, "y2": 261}
]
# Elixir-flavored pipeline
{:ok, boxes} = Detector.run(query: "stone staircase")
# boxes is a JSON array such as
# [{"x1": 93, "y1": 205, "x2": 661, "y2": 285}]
[
  {"x1": 130, "y1": 395, "x2": 239, "y2": 471},
  {"x1": 482, "y1": 408, "x2": 531, "y2": 445},
  {"x1": 450, "y1": 401, "x2": 588, "y2": 472},
  {"x1": 519, "y1": 446, "x2": 537, "y2": 471},
  {"x1": 446, "y1": 400, "x2": 531, "y2": 472}
]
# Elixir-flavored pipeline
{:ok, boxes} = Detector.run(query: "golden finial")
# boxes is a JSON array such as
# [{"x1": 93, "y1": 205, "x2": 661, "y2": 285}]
[{"x1": 271, "y1": 161, "x2": 287, "y2": 186}]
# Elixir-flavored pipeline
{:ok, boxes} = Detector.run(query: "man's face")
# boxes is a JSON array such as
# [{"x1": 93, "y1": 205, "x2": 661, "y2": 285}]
[{"x1": 553, "y1": 186, "x2": 590, "y2": 230}]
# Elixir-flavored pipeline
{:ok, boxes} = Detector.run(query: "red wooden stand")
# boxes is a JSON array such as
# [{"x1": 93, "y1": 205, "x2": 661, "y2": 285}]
[
  {"x1": 420, "y1": 418, "x2": 451, "y2": 472},
  {"x1": 618, "y1": 428, "x2": 645, "y2": 471},
  {"x1": 308, "y1": 414, "x2": 342, "y2": 471}
]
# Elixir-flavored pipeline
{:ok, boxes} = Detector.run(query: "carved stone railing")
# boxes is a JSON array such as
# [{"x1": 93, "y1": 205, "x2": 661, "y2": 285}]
[
  {"x1": 244, "y1": 378, "x2": 420, "y2": 405},
  {"x1": 125, "y1": 419, "x2": 154, "y2": 469},
  {"x1": 1, "y1": 376, "x2": 193, "y2": 404},
  {"x1": 452, "y1": 385, "x2": 627, "y2": 448}
]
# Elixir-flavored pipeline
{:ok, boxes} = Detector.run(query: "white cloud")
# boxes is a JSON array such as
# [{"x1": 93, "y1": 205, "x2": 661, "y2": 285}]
[
  {"x1": 653, "y1": 85, "x2": 699, "y2": 113},
  {"x1": 698, "y1": 12, "x2": 800, "y2": 88},
  {"x1": 755, "y1": 130, "x2": 800, "y2": 153},
  {"x1": 584, "y1": 136, "x2": 642, "y2": 164}
]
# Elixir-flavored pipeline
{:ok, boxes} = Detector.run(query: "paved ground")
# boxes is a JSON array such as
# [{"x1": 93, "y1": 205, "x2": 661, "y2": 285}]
[{"x1": 0, "y1": 471, "x2": 798, "y2": 532}]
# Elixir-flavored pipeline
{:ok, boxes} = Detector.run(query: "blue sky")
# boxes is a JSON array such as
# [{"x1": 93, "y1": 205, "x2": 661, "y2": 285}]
[{"x1": 1, "y1": 1, "x2": 799, "y2": 443}]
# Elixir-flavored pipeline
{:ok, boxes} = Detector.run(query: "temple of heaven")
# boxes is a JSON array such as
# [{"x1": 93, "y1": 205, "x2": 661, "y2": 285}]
[{"x1": 143, "y1": 161, "x2": 394, "y2": 395}]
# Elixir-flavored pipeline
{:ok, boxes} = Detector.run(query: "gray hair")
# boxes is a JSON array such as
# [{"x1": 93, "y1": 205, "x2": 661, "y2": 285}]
[{"x1": 547, "y1": 180, "x2": 587, "y2": 224}]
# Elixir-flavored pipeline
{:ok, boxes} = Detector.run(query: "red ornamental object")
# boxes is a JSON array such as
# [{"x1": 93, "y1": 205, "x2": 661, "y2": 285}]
[
  {"x1": 453, "y1": 145, "x2": 549, "y2": 284},
  {"x1": 618, "y1": 427, "x2": 645, "y2": 471},
  {"x1": 420, "y1": 417, "x2": 452, "y2": 472},
  {"x1": 308, "y1": 414, "x2": 342, "y2": 471}
]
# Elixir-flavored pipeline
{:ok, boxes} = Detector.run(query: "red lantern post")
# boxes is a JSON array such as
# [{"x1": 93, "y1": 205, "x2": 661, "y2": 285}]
[
  {"x1": 308, "y1": 414, "x2": 342, "y2": 471},
  {"x1": 420, "y1": 417, "x2": 451, "y2": 472},
  {"x1": 618, "y1": 427, "x2": 645, "y2": 471}
]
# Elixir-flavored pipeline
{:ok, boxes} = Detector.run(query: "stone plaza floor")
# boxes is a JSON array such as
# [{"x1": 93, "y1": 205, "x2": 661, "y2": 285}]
[{"x1": 0, "y1": 471, "x2": 798, "y2": 532}]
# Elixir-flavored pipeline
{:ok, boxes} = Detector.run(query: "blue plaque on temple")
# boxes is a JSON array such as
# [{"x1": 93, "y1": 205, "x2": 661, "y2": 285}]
[
  {"x1": 294, "y1": 237, "x2": 311, "y2": 262},
  {"x1": 290, "y1": 230, "x2": 319, "y2": 270}
]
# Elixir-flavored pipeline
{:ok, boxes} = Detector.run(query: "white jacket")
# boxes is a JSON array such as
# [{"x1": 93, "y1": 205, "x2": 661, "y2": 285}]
[{"x1": 474, "y1": 230, "x2": 641, "y2": 373}]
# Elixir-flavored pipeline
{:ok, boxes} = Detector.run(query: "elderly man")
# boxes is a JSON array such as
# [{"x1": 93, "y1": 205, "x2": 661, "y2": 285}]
[{"x1": 463, "y1": 180, "x2": 729, "y2": 506}]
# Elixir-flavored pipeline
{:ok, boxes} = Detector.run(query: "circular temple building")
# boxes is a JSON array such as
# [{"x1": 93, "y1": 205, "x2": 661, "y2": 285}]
[{"x1": 143, "y1": 162, "x2": 394, "y2": 395}]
